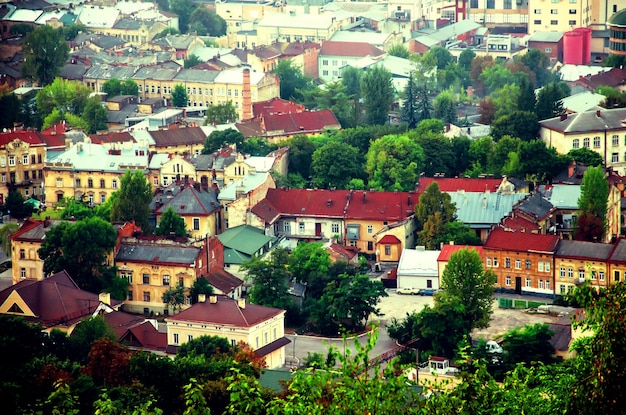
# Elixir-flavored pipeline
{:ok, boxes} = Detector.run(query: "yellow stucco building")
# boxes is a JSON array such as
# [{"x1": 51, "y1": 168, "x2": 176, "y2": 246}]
[
  {"x1": 0, "y1": 132, "x2": 47, "y2": 204},
  {"x1": 165, "y1": 295, "x2": 288, "y2": 369},
  {"x1": 10, "y1": 218, "x2": 64, "y2": 284},
  {"x1": 44, "y1": 142, "x2": 149, "y2": 207}
]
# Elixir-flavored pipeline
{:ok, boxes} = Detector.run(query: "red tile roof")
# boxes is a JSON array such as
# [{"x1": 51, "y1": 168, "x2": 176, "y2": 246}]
[
  {"x1": 263, "y1": 110, "x2": 341, "y2": 134},
  {"x1": 0, "y1": 130, "x2": 46, "y2": 146},
  {"x1": 252, "y1": 188, "x2": 350, "y2": 223},
  {"x1": 252, "y1": 97, "x2": 304, "y2": 118},
  {"x1": 575, "y1": 67, "x2": 626, "y2": 91},
  {"x1": 251, "y1": 189, "x2": 417, "y2": 224},
  {"x1": 327, "y1": 243, "x2": 359, "y2": 262},
  {"x1": 124, "y1": 321, "x2": 168, "y2": 351},
  {"x1": 417, "y1": 177, "x2": 502, "y2": 193},
  {"x1": 378, "y1": 234, "x2": 401, "y2": 244},
  {"x1": 437, "y1": 245, "x2": 484, "y2": 262},
  {"x1": 483, "y1": 228, "x2": 559, "y2": 253},
  {"x1": 149, "y1": 126, "x2": 207, "y2": 147},
  {"x1": 0, "y1": 271, "x2": 121, "y2": 328},
  {"x1": 346, "y1": 190, "x2": 416, "y2": 222},
  {"x1": 104, "y1": 310, "x2": 146, "y2": 340},
  {"x1": 319, "y1": 41, "x2": 385, "y2": 58},
  {"x1": 205, "y1": 270, "x2": 243, "y2": 294},
  {"x1": 166, "y1": 297, "x2": 284, "y2": 327},
  {"x1": 501, "y1": 216, "x2": 541, "y2": 233}
]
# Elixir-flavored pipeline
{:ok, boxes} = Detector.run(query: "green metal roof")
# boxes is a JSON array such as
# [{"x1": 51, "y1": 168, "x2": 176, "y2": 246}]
[
  {"x1": 218, "y1": 225, "x2": 277, "y2": 256},
  {"x1": 608, "y1": 9, "x2": 626, "y2": 27},
  {"x1": 223, "y1": 248, "x2": 250, "y2": 265}
]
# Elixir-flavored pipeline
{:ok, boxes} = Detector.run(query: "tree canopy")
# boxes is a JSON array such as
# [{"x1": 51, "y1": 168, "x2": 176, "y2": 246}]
[
  {"x1": 311, "y1": 141, "x2": 364, "y2": 189},
  {"x1": 576, "y1": 166, "x2": 609, "y2": 241},
  {"x1": 111, "y1": 170, "x2": 153, "y2": 233},
  {"x1": 22, "y1": 25, "x2": 69, "y2": 86},
  {"x1": 171, "y1": 83, "x2": 188, "y2": 107},
  {"x1": 155, "y1": 206, "x2": 187, "y2": 237},
  {"x1": 365, "y1": 134, "x2": 424, "y2": 191},
  {"x1": 361, "y1": 66, "x2": 394, "y2": 125}
]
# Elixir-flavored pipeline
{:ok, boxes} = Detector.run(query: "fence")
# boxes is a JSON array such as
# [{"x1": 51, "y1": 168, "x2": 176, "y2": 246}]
[{"x1": 498, "y1": 297, "x2": 548, "y2": 309}]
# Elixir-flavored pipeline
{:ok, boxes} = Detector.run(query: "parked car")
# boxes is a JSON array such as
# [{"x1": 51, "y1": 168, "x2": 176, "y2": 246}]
[
  {"x1": 397, "y1": 287, "x2": 420, "y2": 295},
  {"x1": 418, "y1": 288, "x2": 437, "y2": 296}
]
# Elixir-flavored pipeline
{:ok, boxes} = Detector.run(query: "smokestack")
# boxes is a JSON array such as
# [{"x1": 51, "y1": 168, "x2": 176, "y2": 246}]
[{"x1": 242, "y1": 68, "x2": 252, "y2": 121}]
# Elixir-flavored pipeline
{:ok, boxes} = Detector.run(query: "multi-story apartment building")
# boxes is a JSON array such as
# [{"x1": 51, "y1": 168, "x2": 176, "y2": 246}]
[
  {"x1": 255, "y1": 11, "x2": 342, "y2": 46},
  {"x1": 218, "y1": 171, "x2": 276, "y2": 229},
  {"x1": 590, "y1": 1, "x2": 622, "y2": 54},
  {"x1": 10, "y1": 218, "x2": 64, "y2": 284},
  {"x1": 468, "y1": 0, "x2": 529, "y2": 28},
  {"x1": 554, "y1": 240, "x2": 613, "y2": 295},
  {"x1": 539, "y1": 108, "x2": 626, "y2": 175},
  {"x1": 165, "y1": 295, "x2": 288, "y2": 369},
  {"x1": 483, "y1": 228, "x2": 559, "y2": 296},
  {"x1": 43, "y1": 142, "x2": 149, "y2": 207},
  {"x1": 0, "y1": 130, "x2": 47, "y2": 204},
  {"x1": 527, "y1": 0, "x2": 592, "y2": 35},
  {"x1": 116, "y1": 237, "x2": 208, "y2": 315}
]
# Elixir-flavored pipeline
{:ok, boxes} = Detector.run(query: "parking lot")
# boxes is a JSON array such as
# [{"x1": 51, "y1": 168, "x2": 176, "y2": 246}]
[{"x1": 375, "y1": 289, "x2": 561, "y2": 341}]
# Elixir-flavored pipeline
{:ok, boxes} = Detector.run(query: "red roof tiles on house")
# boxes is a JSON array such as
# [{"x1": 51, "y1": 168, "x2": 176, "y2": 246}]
[
  {"x1": 417, "y1": 177, "x2": 502, "y2": 193},
  {"x1": 149, "y1": 126, "x2": 207, "y2": 147},
  {"x1": 378, "y1": 235, "x2": 401, "y2": 244},
  {"x1": 253, "y1": 98, "x2": 305, "y2": 118},
  {"x1": 319, "y1": 41, "x2": 385, "y2": 58},
  {"x1": 346, "y1": 190, "x2": 417, "y2": 222},
  {"x1": 437, "y1": 245, "x2": 484, "y2": 262},
  {"x1": 0, "y1": 130, "x2": 46, "y2": 146},
  {"x1": 205, "y1": 270, "x2": 243, "y2": 294},
  {"x1": 483, "y1": 228, "x2": 559, "y2": 253},
  {"x1": 263, "y1": 110, "x2": 340, "y2": 134},
  {"x1": 124, "y1": 321, "x2": 168, "y2": 351},
  {"x1": 89, "y1": 131, "x2": 136, "y2": 145},
  {"x1": 501, "y1": 216, "x2": 541, "y2": 233},
  {"x1": 166, "y1": 297, "x2": 284, "y2": 327}
]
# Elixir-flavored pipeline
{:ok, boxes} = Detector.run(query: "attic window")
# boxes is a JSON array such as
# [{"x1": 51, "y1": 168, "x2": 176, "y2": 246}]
[
  {"x1": 180, "y1": 205, "x2": 185, "y2": 209},
  {"x1": 8, "y1": 303, "x2": 24, "y2": 314}
]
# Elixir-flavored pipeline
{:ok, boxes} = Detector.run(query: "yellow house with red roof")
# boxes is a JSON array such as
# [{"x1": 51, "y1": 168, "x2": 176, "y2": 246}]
[
  {"x1": 165, "y1": 295, "x2": 288, "y2": 369},
  {"x1": 437, "y1": 244, "x2": 485, "y2": 281},
  {"x1": 0, "y1": 130, "x2": 47, "y2": 204}
]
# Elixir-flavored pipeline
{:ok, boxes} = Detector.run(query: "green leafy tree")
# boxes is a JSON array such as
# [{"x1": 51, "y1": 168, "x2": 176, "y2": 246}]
[
  {"x1": 156, "y1": 0, "x2": 170, "y2": 11},
  {"x1": 155, "y1": 206, "x2": 187, "y2": 237},
  {"x1": 415, "y1": 182, "x2": 457, "y2": 249},
  {"x1": 519, "y1": 48, "x2": 554, "y2": 87},
  {"x1": 433, "y1": 90, "x2": 457, "y2": 123},
  {"x1": 535, "y1": 82, "x2": 568, "y2": 120},
  {"x1": 470, "y1": 56, "x2": 495, "y2": 97},
  {"x1": 5, "y1": 189, "x2": 34, "y2": 219},
  {"x1": 400, "y1": 73, "x2": 420, "y2": 128},
  {"x1": 155, "y1": 27, "x2": 180, "y2": 38},
  {"x1": 309, "y1": 81, "x2": 353, "y2": 127},
  {"x1": 238, "y1": 137, "x2": 277, "y2": 157},
  {"x1": 202, "y1": 128, "x2": 244, "y2": 154},
  {"x1": 287, "y1": 134, "x2": 317, "y2": 180},
  {"x1": 120, "y1": 79, "x2": 139, "y2": 96},
  {"x1": 241, "y1": 248, "x2": 292, "y2": 310},
  {"x1": 83, "y1": 98, "x2": 108, "y2": 134},
  {"x1": 311, "y1": 141, "x2": 363, "y2": 189},
  {"x1": 425, "y1": 46, "x2": 453, "y2": 70},
  {"x1": 288, "y1": 242, "x2": 330, "y2": 285},
  {"x1": 38, "y1": 217, "x2": 124, "y2": 296},
  {"x1": 58, "y1": 23, "x2": 86, "y2": 41},
  {"x1": 69, "y1": 316, "x2": 116, "y2": 362},
  {"x1": 491, "y1": 111, "x2": 539, "y2": 142},
  {"x1": 517, "y1": 77, "x2": 536, "y2": 112},
  {"x1": 188, "y1": 7, "x2": 226, "y2": 36},
  {"x1": 492, "y1": 83, "x2": 520, "y2": 119},
  {"x1": 413, "y1": 131, "x2": 456, "y2": 177},
  {"x1": 361, "y1": 65, "x2": 394, "y2": 125},
  {"x1": 170, "y1": 0, "x2": 194, "y2": 32},
  {"x1": 111, "y1": 170, "x2": 153, "y2": 233},
  {"x1": 273, "y1": 59, "x2": 314, "y2": 101},
  {"x1": 317, "y1": 273, "x2": 387, "y2": 332},
  {"x1": 518, "y1": 139, "x2": 567, "y2": 183},
  {"x1": 365, "y1": 134, "x2": 424, "y2": 191},
  {"x1": 204, "y1": 101, "x2": 238, "y2": 125},
  {"x1": 567, "y1": 148, "x2": 604, "y2": 167},
  {"x1": 388, "y1": 44, "x2": 410, "y2": 59},
  {"x1": 0, "y1": 222, "x2": 18, "y2": 256},
  {"x1": 501, "y1": 323, "x2": 555, "y2": 370},
  {"x1": 458, "y1": 48, "x2": 476, "y2": 71},
  {"x1": 415, "y1": 85, "x2": 433, "y2": 122},
  {"x1": 10, "y1": 23, "x2": 34, "y2": 37},
  {"x1": 490, "y1": 135, "x2": 520, "y2": 175},
  {"x1": 576, "y1": 165, "x2": 608, "y2": 241},
  {"x1": 36, "y1": 78, "x2": 92, "y2": 122},
  {"x1": 22, "y1": 25, "x2": 69, "y2": 86},
  {"x1": 341, "y1": 66, "x2": 363, "y2": 98},
  {"x1": 102, "y1": 78, "x2": 122, "y2": 97},
  {"x1": 184, "y1": 54, "x2": 204, "y2": 69},
  {"x1": 190, "y1": 278, "x2": 214, "y2": 304},
  {"x1": 162, "y1": 284, "x2": 186, "y2": 314},
  {"x1": 171, "y1": 83, "x2": 188, "y2": 107},
  {"x1": 438, "y1": 248, "x2": 497, "y2": 336}
]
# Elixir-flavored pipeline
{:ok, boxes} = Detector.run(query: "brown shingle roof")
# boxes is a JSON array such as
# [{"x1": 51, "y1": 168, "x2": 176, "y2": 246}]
[
  {"x1": 319, "y1": 41, "x2": 385, "y2": 58},
  {"x1": 149, "y1": 126, "x2": 207, "y2": 147},
  {"x1": 166, "y1": 297, "x2": 283, "y2": 327},
  {"x1": 204, "y1": 270, "x2": 243, "y2": 294}
]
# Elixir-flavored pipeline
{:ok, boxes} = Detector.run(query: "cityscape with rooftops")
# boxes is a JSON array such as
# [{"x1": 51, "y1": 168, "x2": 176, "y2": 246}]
[{"x1": 0, "y1": 0, "x2": 626, "y2": 412}]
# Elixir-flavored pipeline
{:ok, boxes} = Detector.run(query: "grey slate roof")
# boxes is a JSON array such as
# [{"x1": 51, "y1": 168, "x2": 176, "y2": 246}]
[
  {"x1": 609, "y1": 239, "x2": 626, "y2": 262},
  {"x1": 133, "y1": 66, "x2": 178, "y2": 81},
  {"x1": 555, "y1": 240, "x2": 614, "y2": 260},
  {"x1": 547, "y1": 184, "x2": 580, "y2": 209},
  {"x1": 174, "y1": 69, "x2": 220, "y2": 83},
  {"x1": 83, "y1": 64, "x2": 138, "y2": 81},
  {"x1": 528, "y1": 31, "x2": 564, "y2": 43},
  {"x1": 514, "y1": 193, "x2": 555, "y2": 221},
  {"x1": 155, "y1": 185, "x2": 221, "y2": 216},
  {"x1": 539, "y1": 108, "x2": 626, "y2": 133},
  {"x1": 116, "y1": 243, "x2": 200, "y2": 264},
  {"x1": 190, "y1": 153, "x2": 235, "y2": 171}
]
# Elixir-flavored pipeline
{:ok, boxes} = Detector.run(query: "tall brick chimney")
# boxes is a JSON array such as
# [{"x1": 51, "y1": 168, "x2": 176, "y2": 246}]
[{"x1": 242, "y1": 68, "x2": 252, "y2": 121}]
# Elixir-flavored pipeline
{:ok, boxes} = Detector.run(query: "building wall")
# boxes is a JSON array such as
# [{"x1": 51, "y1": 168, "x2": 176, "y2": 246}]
[
  {"x1": 165, "y1": 300, "x2": 287, "y2": 369},
  {"x1": 100, "y1": 21, "x2": 168, "y2": 46},
  {"x1": 527, "y1": 0, "x2": 592, "y2": 35},
  {"x1": 318, "y1": 55, "x2": 362, "y2": 83},
  {"x1": 397, "y1": 274, "x2": 439, "y2": 290},
  {"x1": 159, "y1": 156, "x2": 197, "y2": 186},
  {"x1": 256, "y1": 20, "x2": 337, "y2": 47},
  {"x1": 11, "y1": 239, "x2": 45, "y2": 284},
  {"x1": 554, "y1": 256, "x2": 608, "y2": 295},
  {"x1": 469, "y1": 0, "x2": 529, "y2": 27},
  {"x1": 528, "y1": 39, "x2": 563, "y2": 62},
  {"x1": 155, "y1": 208, "x2": 222, "y2": 240},
  {"x1": 484, "y1": 248, "x2": 555, "y2": 296},
  {"x1": 151, "y1": 142, "x2": 205, "y2": 156},
  {"x1": 275, "y1": 216, "x2": 343, "y2": 241},
  {"x1": 0, "y1": 140, "x2": 46, "y2": 204},
  {"x1": 224, "y1": 173, "x2": 275, "y2": 229},
  {"x1": 44, "y1": 166, "x2": 146, "y2": 207},
  {"x1": 119, "y1": 259, "x2": 200, "y2": 315},
  {"x1": 540, "y1": 125, "x2": 626, "y2": 175},
  {"x1": 608, "y1": 262, "x2": 626, "y2": 284}
]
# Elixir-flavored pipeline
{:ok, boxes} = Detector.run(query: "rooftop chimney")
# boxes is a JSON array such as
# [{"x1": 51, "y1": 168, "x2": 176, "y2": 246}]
[
  {"x1": 209, "y1": 295, "x2": 218, "y2": 304},
  {"x1": 568, "y1": 160, "x2": 576, "y2": 178},
  {"x1": 238, "y1": 298, "x2": 246, "y2": 309},
  {"x1": 242, "y1": 68, "x2": 252, "y2": 121},
  {"x1": 198, "y1": 293, "x2": 206, "y2": 303},
  {"x1": 596, "y1": 109, "x2": 601, "y2": 117},
  {"x1": 363, "y1": 192, "x2": 367, "y2": 203},
  {"x1": 98, "y1": 292, "x2": 111, "y2": 305},
  {"x1": 560, "y1": 113, "x2": 567, "y2": 121}
]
